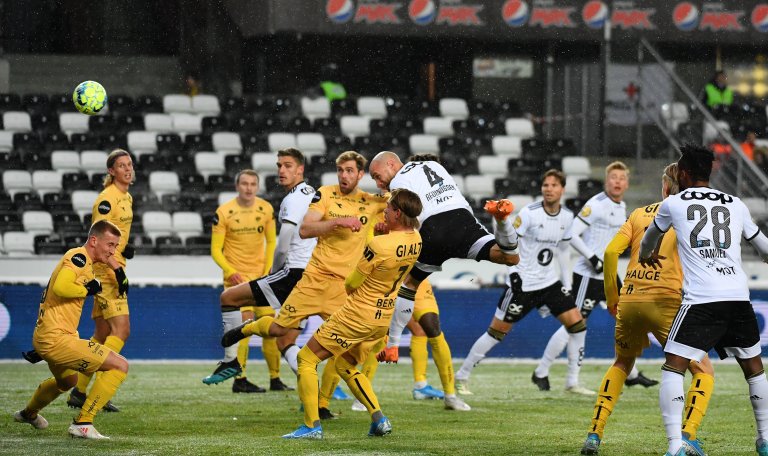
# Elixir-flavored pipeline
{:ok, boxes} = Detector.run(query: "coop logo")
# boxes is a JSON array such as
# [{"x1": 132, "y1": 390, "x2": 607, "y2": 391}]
[
  {"x1": 502, "y1": 0, "x2": 575, "y2": 28},
  {"x1": 673, "y1": 2, "x2": 699, "y2": 31},
  {"x1": 0, "y1": 302, "x2": 10, "y2": 343},
  {"x1": 582, "y1": 1, "x2": 608, "y2": 29},
  {"x1": 326, "y1": 0, "x2": 355, "y2": 23},
  {"x1": 501, "y1": 0, "x2": 529, "y2": 27},
  {"x1": 610, "y1": 4, "x2": 656, "y2": 30},
  {"x1": 326, "y1": 0, "x2": 403, "y2": 25},
  {"x1": 752, "y1": 5, "x2": 768, "y2": 32},
  {"x1": 409, "y1": 0, "x2": 483, "y2": 26}
]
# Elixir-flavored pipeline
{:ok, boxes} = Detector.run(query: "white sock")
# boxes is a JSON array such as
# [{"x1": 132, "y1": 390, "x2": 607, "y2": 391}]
[
  {"x1": 659, "y1": 369, "x2": 685, "y2": 455},
  {"x1": 222, "y1": 310, "x2": 241, "y2": 361},
  {"x1": 456, "y1": 332, "x2": 500, "y2": 381},
  {"x1": 283, "y1": 344, "x2": 300, "y2": 376},
  {"x1": 387, "y1": 293, "x2": 415, "y2": 348},
  {"x1": 414, "y1": 380, "x2": 428, "y2": 389},
  {"x1": 627, "y1": 365, "x2": 639, "y2": 381},
  {"x1": 535, "y1": 325, "x2": 569, "y2": 378},
  {"x1": 749, "y1": 373, "x2": 768, "y2": 440},
  {"x1": 493, "y1": 217, "x2": 519, "y2": 254},
  {"x1": 565, "y1": 329, "x2": 586, "y2": 388}
]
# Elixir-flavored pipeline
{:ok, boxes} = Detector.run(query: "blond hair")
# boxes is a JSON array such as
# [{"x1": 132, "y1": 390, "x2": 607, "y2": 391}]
[
  {"x1": 234, "y1": 169, "x2": 259, "y2": 186},
  {"x1": 662, "y1": 162, "x2": 679, "y2": 196},
  {"x1": 89, "y1": 219, "x2": 122, "y2": 238},
  {"x1": 103, "y1": 149, "x2": 132, "y2": 188},
  {"x1": 389, "y1": 188, "x2": 422, "y2": 229},
  {"x1": 336, "y1": 151, "x2": 367, "y2": 172},
  {"x1": 605, "y1": 160, "x2": 629, "y2": 178}
]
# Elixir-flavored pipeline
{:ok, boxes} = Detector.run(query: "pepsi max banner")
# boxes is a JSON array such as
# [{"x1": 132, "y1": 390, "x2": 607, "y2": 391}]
[
  {"x1": 2, "y1": 285, "x2": 768, "y2": 360},
  {"x1": 259, "y1": 0, "x2": 768, "y2": 43}
]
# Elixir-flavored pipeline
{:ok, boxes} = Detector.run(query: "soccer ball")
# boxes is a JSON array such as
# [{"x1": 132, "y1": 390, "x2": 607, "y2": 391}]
[{"x1": 72, "y1": 80, "x2": 107, "y2": 115}]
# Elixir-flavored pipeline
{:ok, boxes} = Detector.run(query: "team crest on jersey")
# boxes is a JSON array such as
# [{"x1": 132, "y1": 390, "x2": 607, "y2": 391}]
[
  {"x1": 301, "y1": 186, "x2": 314, "y2": 195},
  {"x1": 71, "y1": 253, "x2": 87, "y2": 268},
  {"x1": 580, "y1": 206, "x2": 592, "y2": 217},
  {"x1": 513, "y1": 216, "x2": 522, "y2": 229},
  {"x1": 97, "y1": 200, "x2": 111, "y2": 215}
]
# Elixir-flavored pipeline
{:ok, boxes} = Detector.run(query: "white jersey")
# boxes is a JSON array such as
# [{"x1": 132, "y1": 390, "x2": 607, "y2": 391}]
[
  {"x1": 509, "y1": 202, "x2": 574, "y2": 292},
  {"x1": 573, "y1": 192, "x2": 626, "y2": 279},
  {"x1": 654, "y1": 186, "x2": 758, "y2": 305},
  {"x1": 389, "y1": 161, "x2": 471, "y2": 224},
  {"x1": 279, "y1": 181, "x2": 317, "y2": 269}
]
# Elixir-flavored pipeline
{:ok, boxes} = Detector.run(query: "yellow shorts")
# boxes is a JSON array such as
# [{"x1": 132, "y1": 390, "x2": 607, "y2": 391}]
[
  {"x1": 614, "y1": 298, "x2": 681, "y2": 358},
  {"x1": 275, "y1": 271, "x2": 346, "y2": 329},
  {"x1": 33, "y1": 333, "x2": 111, "y2": 379},
  {"x1": 314, "y1": 305, "x2": 388, "y2": 364},
  {"x1": 92, "y1": 263, "x2": 129, "y2": 320},
  {"x1": 413, "y1": 280, "x2": 439, "y2": 321}
]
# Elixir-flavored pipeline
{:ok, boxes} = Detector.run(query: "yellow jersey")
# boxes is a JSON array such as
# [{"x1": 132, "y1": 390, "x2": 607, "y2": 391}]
[
  {"x1": 345, "y1": 230, "x2": 423, "y2": 326},
  {"x1": 304, "y1": 185, "x2": 387, "y2": 279},
  {"x1": 212, "y1": 197, "x2": 275, "y2": 280},
  {"x1": 33, "y1": 247, "x2": 94, "y2": 338},
  {"x1": 604, "y1": 202, "x2": 682, "y2": 306},
  {"x1": 91, "y1": 184, "x2": 133, "y2": 266}
]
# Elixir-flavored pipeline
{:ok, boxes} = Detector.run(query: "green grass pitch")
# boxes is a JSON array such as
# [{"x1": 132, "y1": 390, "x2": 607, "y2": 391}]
[{"x1": 0, "y1": 361, "x2": 761, "y2": 455}]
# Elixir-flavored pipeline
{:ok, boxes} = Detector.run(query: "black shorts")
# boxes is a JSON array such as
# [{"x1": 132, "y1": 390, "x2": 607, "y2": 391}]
[
  {"x1": 248, "y1": 267, "x2": 305, "y2": 310},
  {"x1": 665, "y1": 301, "x2": 762, "y2": 361},
  {"x1": 412, "y1": 208, "x2": 495, "y2": 281},
  {"x1": 572, "y1": 273, "x2": 621, "y2": 319},
  {"x1": 495, "y1": 274, "x2": 576, "y2": 323}
]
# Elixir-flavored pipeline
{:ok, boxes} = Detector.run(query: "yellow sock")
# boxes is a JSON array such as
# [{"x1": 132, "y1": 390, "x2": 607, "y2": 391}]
[
  {"x1": 27, "y1": 377, "x2": 67, "y2": 414},
  {"x1": 429, "y1": 333, "x2": 455, "y2": 396},
  {"x1": 236, "y1": 337, "x2": 250, "y2": 379},
  {"x1": 588, "y1": 366, "x2": 627, "y2": 439},
  {"x1": 318, "y1": 357, "x2": 341, "y2": 409},
  {"x1": 297, "y1": 346, "x2": 322, "y2": 428},
  {"x1": 362, "y1": 338, "x2": 385, "y2": 382},
  {"x1": 104, "y1": 335, "x2": 125, "y2": 353},
  {"x1": 263, "y1": 337, "x2": 281, "y2": 379},
  {"x1": 243, "y1": 316, "x2": 273, "y2": 337},
  {"x1": 336, "y1": 355, "x2": 381, "y2": 415},
  {"x1": 75, "y1": 370, "x2": 127, "y2": 423},
  {"x1": 411, "y1": 335, "x2": 428, "y2": 383},
  {"x1": 682, "y1": 373, "x2": 714, "y2": 440}
]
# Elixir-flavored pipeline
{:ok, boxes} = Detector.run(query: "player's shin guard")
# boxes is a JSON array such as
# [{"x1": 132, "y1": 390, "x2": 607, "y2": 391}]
[
  {"x1": 429, "y1": 333, "x2": 456, "y2": 396},
  {"x1": 589, "y1": 366, "x2": 627, "y2": 439},
  {"x1": 748, "y1": 371, "x2": 768, "y2": 440},
  {"x1": 682, "y1": 372, "x2": 714, "y2": 440},
  {"x1": 27, "y1": 377, "x2": 67, "y2": 414},
  {"x1": 242, "y1": 315, "x2": 274, "y2": 338},
  {"x1": 221, "y1": 309, "x2": 241, "y2": 361},
  {"x1": 565, "y1": 320, "x2": 587, "y2": 388},
  {"x1": 659, "y1": 366, "x2": 686, "y2": 455},
  {"x1": 411, "y1": 336, "x2": 428, "y2": 385},
  {"x1": 456, "y1": 329, "x2": 504, "y2": 381},
  {"x1": 296, "y1": 346, "x2": 322, "y2": 428},
  {"x1": 535, "y1": 325, "x2": 569, "y2": 378},
  {"x1": 236, "y1": 337, "x2": 250, "y2": 379},
  {"x1": 75, "y1": 370, "x2": 127, "y2": 423},
  {"x1": 388, "y1": 287, "x2": 416, "y2": 348},
  {"x1": 318, "y1": 357, "x2": 341, "y2": 409},
  {"x1": 281, "y1": 344, "x2": 300, "y2": 376},
  {"x1": 336, "y1": 356, "x2": 381, "y2": 415}
]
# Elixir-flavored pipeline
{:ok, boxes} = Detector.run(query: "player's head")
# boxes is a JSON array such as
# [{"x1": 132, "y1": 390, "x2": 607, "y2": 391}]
[
  {"x1": 661, "y1": 162, "x2": 680, "y2": 198},
  {"x1": 369, "y1": 151, "x2": 404, "y2": 191},
  {"x1": 407, "y1": 153, "x2": 440, "y2": 163},
  {"x1": 87, "y1": 219, "x2": 121, "y2": 263},
  {"x1": 386, "y1": 188, "x2": 423, "y2": 230},
  {"x1": 234, "y1": 169, "x2": 259, "y2": 204},
  {"x1": 103, "y1": 149, "x2": 133, "y2": 189},
  {"x1": 277, "y1": 148, "x2": 305, "y2": 190},
  {"x1": 541, "y1": 169, "x2": 565, "y2": 206},
  {"x1": 604, "y1": 161, "x2": 629, "y2": 202},
  {"x1": 335, "y1": 151, "x2": 366, "y2": 195},
  {"x1": 677, "y1": 144, "x2": 714, "y2": 190}
]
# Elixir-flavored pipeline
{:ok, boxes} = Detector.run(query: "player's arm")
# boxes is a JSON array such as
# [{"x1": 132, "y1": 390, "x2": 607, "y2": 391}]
[
  {"x1": 271, "y1": 221, "x2": 295, "y2": 274},
  {"x1": 299, "y1": 209, "x2": 361, "y2": 239},
  {"x1": 344, "y1": 268, "x2": 368, "y2": 295},
  {"x1": 604, "y1": 230, "x2": 631, "y2": 314},
  {"x1": 52, "y1": 268, "x2": 100, "y2": 298},
  {"x1": 568, "y1": 218, "x2": 602, "y2": 272},
  {"x1": 743, "y1": 203, "x2": 768, "y2": 263},
  {"x1": 210, "y1": 211, "x2": 240, "y2": 283},
  {"x1": 557, "y1": 239, "x2": 572, "y2": 290},
  {"x1": 345, "y1": 243, "x2": 378, "y2": 294},
  {"x1": 262, "y1": 215, "x2": 277, "y2": 275},
  {"x1": 639, "y1": 201, "x2": 671, "y2": 269}
]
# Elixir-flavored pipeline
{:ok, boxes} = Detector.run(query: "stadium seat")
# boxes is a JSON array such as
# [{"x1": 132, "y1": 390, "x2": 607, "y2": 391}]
[
  {"x1": 149, "y1": 171, "x2": 181, "y2": 198},
  {"x1": 34, "y1": 234, "x2": 66, "y2": 255},
  {"x1": 62, "y1": 172, "x2": 91, "y2": 192},
  {"x1": 142, "y1": 211, "x2": 174, "y2": 242},
  {"x1": 331, "y1": 99, "x2": 357, "y2": 118},
  {"x1": 127, "y1": 131, "x2": 159, "y2": 157},
  {"x1": 129, "y1": 234, "x2": 155, "y2": 255},
  {"x1": 53, "y1": 212, "x2": 83, "y2": 233},
  {"x1": 439, "y1": 98, "x2": 469, "y2": 120},
  {"x1": 191, "y1": 95, "x2": 221, "y2": 116},
  {"x1": 194, "y1": 152, "x2": 225, "y2": 180},
  {"x1": 201, "y1": 116, "x2": 227, "y2": 135},
  {"x1": 155, "y1": 235, "x2": 187, "y2": 255},
  {"x1": 660, "y1": 102, "x2": 689, "y2": 132},
  {"x1": 504, "y1": 118, "x2": 535, "y2": 138},
  {"x1": 224, "y1": 154, "x2": 249, "y2": 176},
  {"x1": 14, "y1": 191, "x2": 44, "y2": 211},
  {"x1": 212, "y1": 131, "x2": 243, "y2": 156},
  {"x1": 477, "y1": 156, "x2": 510, "y2": 177},
  {"x1": 340, "y1": 116, "x2": 370, "y2": 139},
  {"x1": 565, "y1": 196, "x2": 589, "y2": 213},
  {"x1": 156, "y1": 133, "x2": 183, "y2": 155},
  {"x1": 314, "y1": 118, "x2": 341, "y2": 136},
  {"x1": 0, "y1": 130, "x2": 15, "y2": 151},
  {"x1": 108, "y1": 94, "x2": 135, "y2": 115},
  {"x1": 3, "y1": 111, "x2": 32, "y2": 132},
  {"x1": 320, "y1": 172, "x2": 336, "y2": 187},
  {"x1": 22, "y1": 210, "x2": 54, "y2": 235},
  {"x1": 58, "y1": 112, "x2": 89, "y2": 135},
  {"x1": 71, "y1": 190, "x2": 98, "y2": 220},
  {"x1": 14, "y1": 132, "x2": 43, "y2": 154},
  {"x1": 80, "y1": 151, "x2": 108, "y2": 178},
  {"x1": 207, "y1": 174, "x2": 232, "y2": 193},
  {"x1": 185, "y1": 235, "x2": 211, "y2": 255},
  {"x1": 171, "y1": 113, "x2": 203, "y2": 134},
  {"x1": 138, "y1": 154, "x2": 168, "y2": 173},
  {"x1": 284, "y1": 115, "x2": 311, "y2": 133},
  {"x1": 3, "y1": 231, "x2": 35, "y2": 256},
  {"x1": 491, "y1": 136, "x2": 523, "y2": 157},
  {"x1": 69, "y1": 132, "x2": 103, "y2": 151},
  {"x1": 0, "y1": 211, "x2": 23, "y2": 233},
  {"x1": 357, "y1": 97, "x2": 388, "y2": 119},
  {"x1": 144, "y1": 113, "x2": 173, "y2": 132},
  {"x1": 88, "y1": 114, "x2": 117, "y2": 134},
  {"x1": 172, "y1": 211, "x2": 203, "y2": 242},
  {"x1": 450, "y1": 174, "x2": 466, "y2": 194},
  {"x1": 43, "y1": 192, "x2": 72, "y2": 211},
  {"x1": 31, "y1": 113, "x2": 58, "y2": 135},
  {"x1": 0, "y1": 93, "x2": 22, "y2": 111},
  {"x1": 577, "y1": 178, "x2": 604, "y2": 198},
  {"x1": 562, "y1": 156, "x2": 591, "y2": 176},
  {"x1": 218, "y1": 191, "x2": 237, "y2": 206},
  {"x1": 743, "y1": 197, "x2": 768, "y2": 220},
  {"x1": 268, "y1": 132, "x2": 297, "y2": 152},
  {"x1": 32, "y1": 170, "x2": 63, "y2": 197},
  {"x1": 251, "y1": 153, "x2": 276, "y2": 174},
  {"x1": 464, "y1": 175, "x2": 495, "y2": 200},
  {"x1": 179, "y1": 173, "x2": 206, "y2": 194},
  {"x1": 409, "y1": 134, "x2": 440, "y2": 155},
  {"x1": 163, "y1": 94, "x2": 194, "y2": 113},
  {"x1": 423, "y1": 117, "x2": 454, "y2": 137},
  {"x1": 184, "y1": 133, "x2": 214, "y2": 153},
  {"x1": 22, "y1": 151, "x2": 50, "y2": 171},
  {"x1": 564, "y1": 178, "x2": 581, "y2": 197},
  {"x1": 703, "y1": 120, "x2": 730, "y2": 144},
  {"x1": 132, "y1": 193, "x2": 163, "y2": 216},
  {"x1": 504, "y1": 194, "x2": 535, "y2": 212},
  {"x1": 51, "y1": 150, "x2": 81, "y2": 174},
  {"x1": 3, "y1": 170, "x2": 32, "y2": 198},
  {"x1": 358, "y1": 174, "x2": 378, "y2": 193},
  {"x1": 296, "y1": 132, "x2": 327, "y2": 158},
  {"x1": 300, "y1": 97, "x2": 331, "y2": 122}
]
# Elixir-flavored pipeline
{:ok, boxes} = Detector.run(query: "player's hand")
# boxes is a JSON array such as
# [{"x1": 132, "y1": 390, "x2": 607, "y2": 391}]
[
  {"x1": 639, "y1": 253, "x2": 665, "y2": 270},
  {"x1": 122, "y1": 244, "x2": 135, "y2": 259},
  {"x1": 114, "y1": 267, "x2": 129, "y2": 297},
  {"x1": 377, "y1": 346, "x2": 399, "y2": 363},
  {"x1": 22, "y1": 349, "x2": 43, "y2": 364},
  {"x1": 227, "y1": 272, "x2": 245, "y2": 286},
  {"x1": 335, "y1": 217, "x2": 363, "y2": 232},
  {"x1": 607, "y1": 301, "x2": 618, "y2": 317},
  {"x1": 84, "y1": 279, "x2": 102, "y2": 296},
  {"x1": 589, "y1": 255, "x2": 604, "y2": 273},
  {"x1": 374, "y1": 222, "x2": 389, "y2": 235}
]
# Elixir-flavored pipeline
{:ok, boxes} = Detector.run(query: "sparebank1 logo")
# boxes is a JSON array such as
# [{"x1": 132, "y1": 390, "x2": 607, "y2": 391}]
[{"x1": 0, "y1": 301, "x2": 10, "y2": 343}]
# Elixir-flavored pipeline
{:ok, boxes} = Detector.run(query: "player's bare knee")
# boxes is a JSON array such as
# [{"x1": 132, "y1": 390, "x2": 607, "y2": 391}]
[
  {"x1": 737, "y1": 355, "x2": 765, "y2": 379},
  {"x1": 689, "y1": 356, "x2": 714, "y2": 376},
  {"x1": 419, "y1": 313, "x2": 441, "y2": 337},
  {"x1": 613, "y1": 356, "x2": 635, "y2": 374}
]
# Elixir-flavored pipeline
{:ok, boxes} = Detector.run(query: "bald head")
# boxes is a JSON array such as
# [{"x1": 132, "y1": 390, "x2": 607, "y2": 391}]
[{"x1": 369, "y1": 151, "x2": 404, "y2": 191}]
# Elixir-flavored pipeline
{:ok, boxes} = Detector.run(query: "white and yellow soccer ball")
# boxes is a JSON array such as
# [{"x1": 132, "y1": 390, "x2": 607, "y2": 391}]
[{"x1": 72, "y1": 80, "x2": 107, "y2": 115}]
